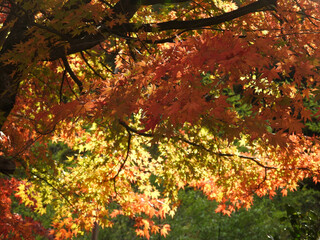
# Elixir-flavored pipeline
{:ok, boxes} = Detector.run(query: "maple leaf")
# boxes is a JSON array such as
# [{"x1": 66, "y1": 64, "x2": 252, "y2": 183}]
[{"x1": 160, "y1": 224, "x2": 171, "y2": 238}]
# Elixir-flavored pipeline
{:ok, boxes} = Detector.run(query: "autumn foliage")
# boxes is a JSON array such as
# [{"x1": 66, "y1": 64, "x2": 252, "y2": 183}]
[
  {"x1": 0, "y1": 178, "x2": 48, "y2": 239},
  {"x1": 1, "y1": 0, "x2": 320, "y2": 239}
]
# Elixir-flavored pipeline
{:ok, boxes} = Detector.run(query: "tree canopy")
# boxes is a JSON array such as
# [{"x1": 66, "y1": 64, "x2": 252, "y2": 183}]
[{"x1": 1, "y1": 0, "x2": 320, "y2": 239}]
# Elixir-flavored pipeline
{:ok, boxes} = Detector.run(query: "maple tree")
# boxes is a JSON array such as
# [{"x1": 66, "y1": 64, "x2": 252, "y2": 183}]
[{"x1": 1, "y1": 0, "x2": 320, "y2": 238}]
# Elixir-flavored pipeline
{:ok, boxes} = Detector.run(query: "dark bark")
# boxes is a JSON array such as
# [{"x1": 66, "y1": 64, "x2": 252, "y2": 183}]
[
  {"x1": 0, "y1": 64, "x2": 20, "y2": 129},
  {"x1": 112, "y1": 0, "x2": 141, "y2": 20},
  {"x1": 91, "y1": 222, "x2": 99, "y2": 240},
  {"x1": 0, "y1": 9, "x2": 29, "y2": 129},
  {"x1": 0, "y1": 155, "x2": 15, "y2": 175},
  {"x1": 0, "y1": 5, "x2": 29, "y2": 174}
]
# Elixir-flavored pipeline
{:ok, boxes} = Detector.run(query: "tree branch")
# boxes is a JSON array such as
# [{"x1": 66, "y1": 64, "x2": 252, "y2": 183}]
[
  {"x1": 61, "y1": 56, "x2": 83, "y2": 93},
  {"x1": 118, "y1": 120, "x2": 277, "y2": 170},
  {"x1": 111, "y1": 128, "x2": 132, "y2": 195},
  {"x1": 49, "y1": 0, "x2": 277, "y2": 60},
  {"x1": 29, "y1": 169, "x2": 74, "y2": 207},
  {"x1": 112, "y1": 0, "x2": 141, "y2": 20},
  {"x1": 80, "y1": 51, "x2": 105, "y2": 80},
  {"x1": 59, "y1": 69, "x2": 66, "y2": 104},
  {"x1": 119, "y1": 120, "x2": 153, "y2": 137},
  {"x1": 113, "y1": 130, "x2": 132, "y2": 181},
  {"x1": 111, "y1": 0, "x2": 277, "y2": 32}
]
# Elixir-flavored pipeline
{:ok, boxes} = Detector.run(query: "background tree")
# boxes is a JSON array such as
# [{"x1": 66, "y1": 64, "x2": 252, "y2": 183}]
[{"x1": 1, "y1": 0, "x2": 320, "y2": 239}]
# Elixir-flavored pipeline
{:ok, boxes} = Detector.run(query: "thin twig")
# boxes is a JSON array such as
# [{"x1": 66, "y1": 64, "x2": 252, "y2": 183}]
[
  {"x1": 118, "y1": 120, "x2": 277, "y2": 170},
  {"x1": 293, "y1": 0, "x2": 318, "y2": 27},
  {"x1": 113, "y1": 130, "x2": 132, "y2": 181},
  {"x1": 119, "y1": 120, "x2": 153, "y2": 137},
  {"x1": 112, "y1": 128, "x2": 132, "y2": 195},
  {"x1": 65, "y1": 69, "x2": 80, "y2": 100},
  {"x1": 29, "y1": 170, "x2": 74, "y2": 206},
  {"x1": 80, "y1": 51, "x2": 105, "y2": 80},
  {"x1": 59, "y1": 69, "x2": 66, "y2": 103},
  {"x1": 14, "y1": 156, "x2": 74, "y2": 206}
]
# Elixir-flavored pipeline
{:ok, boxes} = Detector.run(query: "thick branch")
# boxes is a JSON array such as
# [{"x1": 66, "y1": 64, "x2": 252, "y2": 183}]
[
  {"x1": 50, "y1": 0, "x2": 277, "y2": 60},
  {"x1": 112, "y1": 0, "x2": 277, "y2": 32},
  {"x1": 112, "y1": 0, "x2": 140, "y2": 20}
]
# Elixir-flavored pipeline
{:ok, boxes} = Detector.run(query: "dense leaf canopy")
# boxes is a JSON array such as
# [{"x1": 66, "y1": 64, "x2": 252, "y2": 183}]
[{"x1": 1, "y1": 0, "x2": 320, "y2": 239}]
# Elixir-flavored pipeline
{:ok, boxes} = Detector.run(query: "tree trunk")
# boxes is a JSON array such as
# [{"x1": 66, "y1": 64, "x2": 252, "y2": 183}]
[
  {"x1": 91, "y1": 222, "x2": 99, "y2": 240},
  {"x1": 0, "y1": 64, "x2": 20, "y2": 129},
  {"x1": 0, "y1": 9, "x2": 28, "y2": 174}
]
